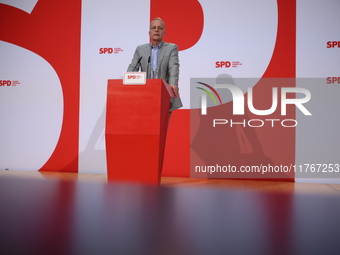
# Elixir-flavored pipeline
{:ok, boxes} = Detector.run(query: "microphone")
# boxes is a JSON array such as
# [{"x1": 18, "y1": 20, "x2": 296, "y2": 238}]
[
  {"x1": 133, "y1": 56, "x2": 143, "y2": 72},
  {"x1": 146, "y1": 56, "x2": 150, "y2": 78}
]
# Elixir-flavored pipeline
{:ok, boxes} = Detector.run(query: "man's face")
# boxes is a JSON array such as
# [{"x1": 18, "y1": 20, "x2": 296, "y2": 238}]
[{"x1": 149, "y1": 20, "x2": 165, "y2": 42}]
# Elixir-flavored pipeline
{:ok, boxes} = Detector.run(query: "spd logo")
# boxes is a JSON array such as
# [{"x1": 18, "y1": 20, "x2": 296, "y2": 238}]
[
  {"x1": 326, "y1": 77, "x2": 340, "y2": 84},
  {"x1": 0, "y1": 80, "x2": 20, "y2": 86},
  {"x1": 326, "y1": 41, "x2": 340, "y2": 48},
  {"x1": 127, "y1": 75, "x2": 143, "y2": 79},
  {"x1": 215, "y1": 61, "x2": 243, "y2": 68},
  {"x1": 99, "y1": 48, "x2": 123, "y2": 54},
  {"x1": 0, "y1": 80, "x2": 12, "y2": 86},
  {"x1": 215, "y1": 61, "x2": 231, "y2": 68}
]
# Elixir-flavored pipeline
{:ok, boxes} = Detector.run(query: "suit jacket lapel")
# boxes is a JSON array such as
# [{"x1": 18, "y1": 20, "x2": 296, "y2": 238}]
[{"x1": 142, "y1": 44, "x2": 151, "y2": 73}]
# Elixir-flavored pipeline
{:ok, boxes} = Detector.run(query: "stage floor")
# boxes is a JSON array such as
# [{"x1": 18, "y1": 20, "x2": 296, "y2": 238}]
[
  {"x1": 1, "y1": 170, "x2": 340, "y2": 254},
  {"x1": 1, "y1": 169, "x2": 340, "y2": 195}
]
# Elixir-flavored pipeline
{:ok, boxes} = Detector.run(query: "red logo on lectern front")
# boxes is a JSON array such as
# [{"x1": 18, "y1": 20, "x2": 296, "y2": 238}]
[
  {"x1": 326, "y1": 77, "x2": 340, "y2": 84},
  {"x1": 127, "y1": 75, "x2": 143, "y2": 79}
]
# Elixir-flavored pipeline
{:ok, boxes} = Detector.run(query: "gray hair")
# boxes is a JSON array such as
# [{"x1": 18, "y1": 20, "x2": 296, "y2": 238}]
[{"x1": 150, "y1": 17, "x2": 166, "y2": 31}]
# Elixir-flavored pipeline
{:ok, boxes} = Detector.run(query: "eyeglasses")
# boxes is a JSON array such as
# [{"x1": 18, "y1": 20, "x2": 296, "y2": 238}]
[{"x1": 150, "y1": 26, "x2": 164, "y2": 31}]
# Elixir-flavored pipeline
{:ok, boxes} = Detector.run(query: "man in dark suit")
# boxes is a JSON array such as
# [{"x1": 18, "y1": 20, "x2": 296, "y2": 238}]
[{"x1": 127, "y1": 17, "x2": 182, "y2": 110}]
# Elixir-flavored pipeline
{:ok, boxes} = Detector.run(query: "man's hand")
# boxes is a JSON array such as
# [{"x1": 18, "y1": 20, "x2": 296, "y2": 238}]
[{"x1": 171, "y1": 85, "x2": 179, "y2": 96}]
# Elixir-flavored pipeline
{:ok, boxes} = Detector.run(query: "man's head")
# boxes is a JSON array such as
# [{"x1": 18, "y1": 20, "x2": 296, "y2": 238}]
[{"x1": 149, "y1": 17, "x2": 166, "y2": 45}]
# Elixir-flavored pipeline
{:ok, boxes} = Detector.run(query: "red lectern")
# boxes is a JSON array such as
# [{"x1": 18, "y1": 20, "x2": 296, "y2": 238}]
[{"x1": 105, "y1": 79, "x2": 174, "y2": 185}]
